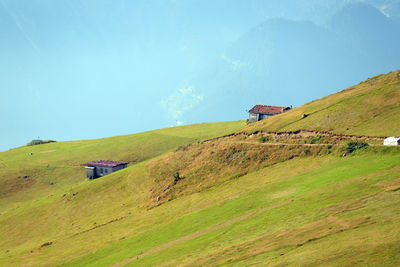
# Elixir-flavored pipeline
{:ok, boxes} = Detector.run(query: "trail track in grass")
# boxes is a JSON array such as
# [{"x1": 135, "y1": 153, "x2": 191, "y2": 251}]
[{"x1": 111, "y1": 210, "x2": 256, "y2": 267}]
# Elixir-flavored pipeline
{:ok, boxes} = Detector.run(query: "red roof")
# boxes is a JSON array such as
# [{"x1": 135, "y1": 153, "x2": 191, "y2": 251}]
[
  {"x1": 248, "y1": 105, "x2": 290, "y2": 115},
  {"x1": 85, "y1": 160, "x2": 128, "y2": 168}
]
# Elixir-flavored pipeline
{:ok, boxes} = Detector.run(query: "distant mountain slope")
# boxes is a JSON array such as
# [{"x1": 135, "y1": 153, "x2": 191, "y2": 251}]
[
  {"x1": 181, "y1": 3, "x2": 400, "y2": 126},
  {"x1": 328, "y1": 3, "x2": 400, "y2": 69},
  {"x1": 244, "y1": 70, "x2": 400, "y2": 136}
]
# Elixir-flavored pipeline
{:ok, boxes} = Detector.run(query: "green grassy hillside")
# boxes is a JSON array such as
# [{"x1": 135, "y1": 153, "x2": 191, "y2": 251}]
[
  {"x1": 0, "y1": 121, "x2": 244, "y2": 219},
  {"x1": 70, "y1": 150, "x2": 400, "y2": 267},
  {"x1": 1, "y1": 71, "x2": 400, "y2": 266},
  {"x1": 244, "y1": 70, "x2": 400, "y2": 136}
]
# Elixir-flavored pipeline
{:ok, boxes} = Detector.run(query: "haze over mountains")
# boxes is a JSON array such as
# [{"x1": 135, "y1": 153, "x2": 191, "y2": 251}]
[
  {"x1": 183, "y1": 2, "x2": 400, "y2": 123},
  {"x1": 1, "y1": 0, "x2": 399, "y2": 151}
]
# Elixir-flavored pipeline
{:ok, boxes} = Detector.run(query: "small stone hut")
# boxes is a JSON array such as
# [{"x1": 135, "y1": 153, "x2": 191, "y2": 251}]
[
  {"x1": 248, "y1": 105, "x2": 291, "y2": 123},
  {"x1": 84, "y1": 160, "x2": 128, "y2": 180}
]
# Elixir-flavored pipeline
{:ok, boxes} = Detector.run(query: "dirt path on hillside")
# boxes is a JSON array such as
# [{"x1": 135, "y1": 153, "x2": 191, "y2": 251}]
[
  {"x1": 111, "y1": 200, "x2": 290, "y2": 267},
  {"x1": 233, "y1": 141, "x2": 386, "y2": 147},
  {"x1": 233, "y1": 141, "x2": 331, "y2": 147},
  {"x1": 0, "y1": 159, "x2": 7, "y2": 167},
  {"x1": 202, "y1": 129, "x2": 386, "y2": 144}
]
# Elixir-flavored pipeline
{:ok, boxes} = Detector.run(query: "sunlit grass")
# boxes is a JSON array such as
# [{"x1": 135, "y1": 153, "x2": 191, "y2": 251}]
[
  {"x1": 1, "y1": 71, "x2": 400, "y2": 266},
  {"x1": 244, "y1": 70, "x2": 400, "y2": 137}
]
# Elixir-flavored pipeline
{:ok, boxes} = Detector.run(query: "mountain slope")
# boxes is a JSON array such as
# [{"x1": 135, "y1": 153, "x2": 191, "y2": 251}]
[
  {"x1": 180, "y1": 3, "x2": 400, "y2": 126},
  {"x1": 244, "y1": 70, "x2": 400, "y2": 136},
  {"x1": 1, "y1": 71, "x2": 400, "y2": 266}
]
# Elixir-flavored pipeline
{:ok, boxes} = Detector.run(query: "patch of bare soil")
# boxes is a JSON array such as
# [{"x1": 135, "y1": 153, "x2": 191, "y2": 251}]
[
  {"x1": 205, "y1": 130, "x2": 385, "y2": 145},
  {"x1": 270, "y1": 189, "x2": 296, "y2": 199},
  {"x1": 323, "y1": 194, "x2": 376, "y2": 216},
  {"x1": 380, "y1": 178, "x2": 400, "y2": 192},
  {"x1": 39, "y1": 150, "x2": 56, "y2": 154}
]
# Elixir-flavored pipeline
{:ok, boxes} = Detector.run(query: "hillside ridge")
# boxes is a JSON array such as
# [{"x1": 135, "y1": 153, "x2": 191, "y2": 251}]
[{"x1": 244, "y1": 70, "x2": 400, "y2": 136}]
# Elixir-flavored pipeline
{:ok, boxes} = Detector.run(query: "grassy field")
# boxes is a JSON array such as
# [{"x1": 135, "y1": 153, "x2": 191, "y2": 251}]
[
  {"x1": 0, "y1": 121, "x2": 246, "y2": 264},
  {"x1": 13, "y1": 147, "x2": 398, "y2": 267},
  {"x1": 1, "y1": 71, "x2": 400, "y2": 266}
]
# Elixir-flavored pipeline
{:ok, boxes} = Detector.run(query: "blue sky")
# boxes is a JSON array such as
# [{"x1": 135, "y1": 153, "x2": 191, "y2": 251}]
[{"x1": 1, "y1": 0, "x2": 399, "y2": 151}]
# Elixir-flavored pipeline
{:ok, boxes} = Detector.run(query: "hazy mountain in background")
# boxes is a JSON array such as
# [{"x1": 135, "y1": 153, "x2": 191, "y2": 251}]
[
  {"x1": 328, "y1": 2, "x2": 400, "y2": 65},
  {"x1": 179, "y1": 2, "x2": 400, "y2": 124}
]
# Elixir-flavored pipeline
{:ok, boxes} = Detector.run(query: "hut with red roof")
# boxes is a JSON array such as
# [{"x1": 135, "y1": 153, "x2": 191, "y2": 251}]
[{"x1": 248, "y1": 104, "x2": 291, "y2": 123}]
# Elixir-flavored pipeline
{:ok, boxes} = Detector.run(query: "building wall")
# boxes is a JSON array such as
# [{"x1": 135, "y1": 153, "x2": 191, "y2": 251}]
[
  {"x1": 248, "y1": 107, "x2": 292, "y2": 123},
  {"x1": 86, "y1": 164, "x2": 128, "y2": 180},
  {"x1": 86, "y1": 168, "x2": 95, "y2": 179},
  {"x1": 249, "y1": 113, "x2": 274, "y2": 122},
  {"x1": 248, "y1": 113, "x2": 259, "y2": 123},
  {"x1": 94, "y1": 166, "x2": 113, "y2": 177},
  {"x1": 112, "y1": 164, "x2": 127, "y2": 172},
  {"x1": 259, "y1": 114, "x2": 273, "y2": 120}
]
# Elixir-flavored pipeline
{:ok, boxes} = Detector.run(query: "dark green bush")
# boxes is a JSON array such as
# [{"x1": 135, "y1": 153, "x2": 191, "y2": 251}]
[
  {"x1": 310, "y1": 135, "x2": 322, "y2": 144},
  {"x1": 173, "y1": 172, "x2": 181, "y2": 184},
  {"x1": 346, "y1": 141, "x2": 369, "y2": 154},
  {"x1": 258, "y1": 136, "x2": 268, "y2": 143}
]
